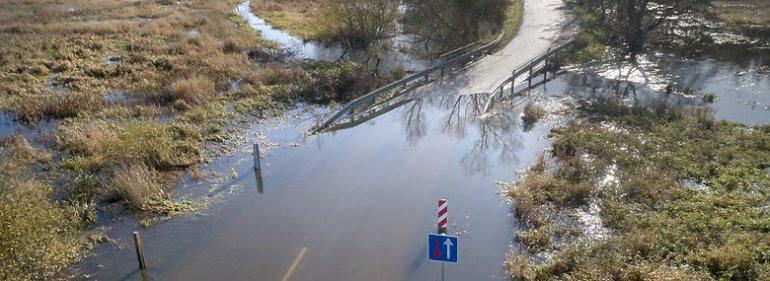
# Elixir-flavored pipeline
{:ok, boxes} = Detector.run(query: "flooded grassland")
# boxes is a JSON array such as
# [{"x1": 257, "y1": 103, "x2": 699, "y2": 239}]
[
  {"x1": 503, "y1": 1, "x2": 770, "y2": 278},
  {"x1": 0, "y1": 0, "x2": 443, "y2": 279}
]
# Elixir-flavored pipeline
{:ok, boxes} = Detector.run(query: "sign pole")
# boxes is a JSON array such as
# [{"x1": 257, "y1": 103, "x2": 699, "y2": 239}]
[
  {"x1": 429, "y1": 198, "x2": 457, "y2": 280},
  {"x1": 438, "y1": 198, "x2": 447, "y2": 281},
  {"x1": 438, "y1": 199, "x2": 447, "y2": 234}
]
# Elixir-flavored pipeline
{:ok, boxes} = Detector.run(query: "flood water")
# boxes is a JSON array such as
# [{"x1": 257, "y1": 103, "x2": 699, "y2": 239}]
[
  {"x1": 74, "y1": 74, "x2": 581, "y2": 280},
  {"x1": 234, "y1": 0, "x2": 433, "y2": 72},
  {"x1": 69, "y1": 3, "x2": 770, "y2": 279},
  {"x1": 570, "y1": 53, "x2": 770, "y2": 124},
  {"x1": 73, "y1": 48, "x2": 770, "y2": 280}
]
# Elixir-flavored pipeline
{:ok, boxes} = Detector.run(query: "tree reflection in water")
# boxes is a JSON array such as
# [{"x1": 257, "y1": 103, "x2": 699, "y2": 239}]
[{"x1": 398, "y1": 93, "x2": 525, "y2": 175}]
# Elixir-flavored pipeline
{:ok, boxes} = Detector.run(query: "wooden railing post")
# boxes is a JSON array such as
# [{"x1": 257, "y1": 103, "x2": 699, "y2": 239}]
[
  {"x1": 528, "y1": 59, "x2": 533, "y2": 89},
  {"x1": 543, "y1": 48, "x2": 550, "y2": 82}
]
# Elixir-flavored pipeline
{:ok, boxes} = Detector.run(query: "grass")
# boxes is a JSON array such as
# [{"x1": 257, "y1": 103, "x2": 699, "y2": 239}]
[
  {"x1": 250, "y1": 0, "x2": 323, "y2": 41},
  {"x1": 0, "y1": 136, "x2": 89, "y2": 281},
  {"x1": 714, "y1": 0, "x2": 770, "y2": 26},
  {"x1": 498, "y1": 0, "x2": 525, "y2": 49},
  {"x1": 166, "y1": 76, "x2": 217, "y2": 107},
  {"x1": 0, "y1": 0, "x2": 268, "y2": 277},
  {"x1": 56, "y1": 118, "x2": 202, "y2": 171},
  {"x1": 560, "y1": 0, "x2": 607, "y2": 64},
  {"x1": 506, "y1": 103, "x2": 770, "y2": 280}
]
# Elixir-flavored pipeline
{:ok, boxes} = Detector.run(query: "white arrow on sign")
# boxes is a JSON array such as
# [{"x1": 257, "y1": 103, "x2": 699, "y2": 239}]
[{"x1": 443, "y1": 238, "x2": 454, "y2": 260}]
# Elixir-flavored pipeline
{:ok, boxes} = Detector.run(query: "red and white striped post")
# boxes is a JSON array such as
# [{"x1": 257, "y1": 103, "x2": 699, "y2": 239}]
[{"x1": 437, "y1": 199, "x2": 448, "y2": 234}]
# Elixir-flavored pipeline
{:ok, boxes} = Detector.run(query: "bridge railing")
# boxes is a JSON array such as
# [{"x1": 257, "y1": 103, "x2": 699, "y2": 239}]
[
  {"x1": 311, "y1": 32, "x2": 506, "y2": 134},
  {"x1": 481, "y1": 39, "x2": 575, "y2": 113}
]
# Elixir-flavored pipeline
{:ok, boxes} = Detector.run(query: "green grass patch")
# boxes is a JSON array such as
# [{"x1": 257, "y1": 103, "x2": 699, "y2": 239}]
[
  {"x1": 507, "y1": 106, "x2": 770, "y2": 279},
  {"x1": 498, "y1": 0, "x2": 525, "y2": 48}
]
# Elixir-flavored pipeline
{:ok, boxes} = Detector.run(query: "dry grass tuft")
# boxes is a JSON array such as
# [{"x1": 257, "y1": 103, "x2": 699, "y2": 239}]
[
  {"x1": 104, "y1": 162, "x2": 166, "y2": 209},
  {"x1": 166, "y1": 76, "x2": 216, "y2": 106},
  {"x1": 521, "y1": 100, "x2": 545, "y2": 129}
]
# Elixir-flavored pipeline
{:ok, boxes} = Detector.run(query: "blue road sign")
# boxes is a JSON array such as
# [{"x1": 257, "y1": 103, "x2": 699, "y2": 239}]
[{"x1": 428, "y1": 234, "x2": 458, "y2": 263}]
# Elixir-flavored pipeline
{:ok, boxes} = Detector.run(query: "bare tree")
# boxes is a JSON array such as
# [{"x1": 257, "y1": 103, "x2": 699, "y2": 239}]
[
  {"x1": 320, "y1": 0, "x2": 398, "y2": 48},
  {"x1": 575, "y1": 0, "x2": 711, "y2": 59}
]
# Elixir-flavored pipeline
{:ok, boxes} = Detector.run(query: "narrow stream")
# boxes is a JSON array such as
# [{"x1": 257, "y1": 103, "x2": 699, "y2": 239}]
[{"x1": 233, "y1": 0, "x2": 433, "y2": 72}]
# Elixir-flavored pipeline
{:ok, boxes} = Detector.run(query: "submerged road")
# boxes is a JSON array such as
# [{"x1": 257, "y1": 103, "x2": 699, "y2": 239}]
[{"x1": 77, "y1": 1, "x2": 574, "y2": 280}]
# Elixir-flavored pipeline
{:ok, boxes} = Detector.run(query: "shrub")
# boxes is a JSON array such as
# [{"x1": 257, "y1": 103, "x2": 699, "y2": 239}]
[{"x1": 319, "y1": 0, "x2": 397, "y2": 48}]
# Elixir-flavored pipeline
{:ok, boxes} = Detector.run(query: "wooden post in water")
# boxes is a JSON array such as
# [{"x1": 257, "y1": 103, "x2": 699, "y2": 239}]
[
  {"x1": 255, "y1": 171, "x2": 264, "y2": 194},
  {"x1": 253, "y1": 143, "x2": 261, "y2": 171},
  {"x1": 132, "y1": 231, "x2": 147, "y2": 270}
]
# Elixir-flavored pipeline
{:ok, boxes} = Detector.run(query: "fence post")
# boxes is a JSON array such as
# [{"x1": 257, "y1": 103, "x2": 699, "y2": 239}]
[
  {"x1": 132, "y1": 231, "x2": 147, "y2": 270},
  {"x1": 253, "y1": 143, "x2": 261, "y2": 171},
  {"x1": 543, "y1": 48, "x2": 550, "y2": 82},
  {"x1": 528, "y1": 59, "x2": 533, "y2": 89}
]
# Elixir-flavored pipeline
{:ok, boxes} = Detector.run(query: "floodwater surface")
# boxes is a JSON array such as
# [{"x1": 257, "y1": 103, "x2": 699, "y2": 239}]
[
  {"x1": 73, "y1": 52, "x2": 770, "y2": 280},
  {"x1": 76, "y1": 81, "x2": 574, "y2": 280}
]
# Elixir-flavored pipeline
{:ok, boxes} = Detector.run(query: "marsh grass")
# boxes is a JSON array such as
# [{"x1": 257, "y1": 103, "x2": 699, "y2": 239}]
[
  {"x1": 506, "y1": 104, "x2": 770, "y2": 279},
  {"x1": 1, "y1": 0, "x2": 433, "y2": 278},
  {"x1": 104, "y1": 162, "x2": 166, "y2": 208},
  {"x1": 250, "y1": 0, "x2": 323, "y2": 41},
  {"x1": 0, "y1": 136, "x2": 89, "y2": 281},
  {"x1": 56, "y1": 119, "x2": 201, "y2": 170},
  {"x1": 166, "y1": 76, "x2": 217, "y2": 106}
]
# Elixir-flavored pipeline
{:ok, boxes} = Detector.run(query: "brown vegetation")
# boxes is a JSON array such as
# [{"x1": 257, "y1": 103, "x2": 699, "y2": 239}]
[{"x1": 250, "y1": 0, "x2": 323, "y2": 41}]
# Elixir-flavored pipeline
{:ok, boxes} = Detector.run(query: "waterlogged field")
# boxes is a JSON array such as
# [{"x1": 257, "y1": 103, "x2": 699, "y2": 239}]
[
  {"x1": 0, "y1": 0, "x2": 405, "y2": 279},
  {"x1": 503, "y1": 0, "x2": 770, "y2": 279},
  {"x1": 507, "y1": 101, "x2": 770, "y2": 279}
]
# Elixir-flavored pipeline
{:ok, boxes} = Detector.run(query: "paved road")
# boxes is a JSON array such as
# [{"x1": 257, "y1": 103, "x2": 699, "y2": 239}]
[{"x1": 409, "y1": 0, "x2": 574, "y2": 97}]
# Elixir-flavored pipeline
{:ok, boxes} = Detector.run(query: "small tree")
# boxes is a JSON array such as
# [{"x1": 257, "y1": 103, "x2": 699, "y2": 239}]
[{"x1": 321, "y1": 0, "x2": 398, "y2": 48}]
